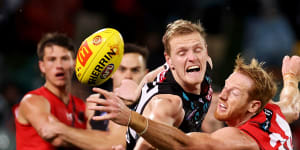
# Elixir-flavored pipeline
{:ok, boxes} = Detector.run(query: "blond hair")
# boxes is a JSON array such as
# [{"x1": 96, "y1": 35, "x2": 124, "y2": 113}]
[
  {"x1": 162, "y1": 19, "x2": 206, "y2": 55},
  {"x1": 234, "y1": 55, "x2": 277, "y2": 113}
]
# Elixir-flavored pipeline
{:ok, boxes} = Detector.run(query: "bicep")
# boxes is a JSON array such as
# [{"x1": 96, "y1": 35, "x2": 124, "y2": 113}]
[
  {"x1": 135, "y1": 95, "x2": 183, "y2": 150},
  {"x1": 143, "y1": 95, "x2": 183, "y2": 126},
  {"x1": 20, "y1": 95, "x2": 51, "y2": 126},
  {"x1": 19, "y1": 95, "x2": 52, "y2": 133}
]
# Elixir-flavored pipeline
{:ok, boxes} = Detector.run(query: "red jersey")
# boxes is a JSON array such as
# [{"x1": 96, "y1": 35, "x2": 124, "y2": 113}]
[
  {"x1": 239, "y1": 103, "x2": 293, "y2": 150},
  {"x1": 14, "y1": 86, "x2": 87, "y2": 150}
]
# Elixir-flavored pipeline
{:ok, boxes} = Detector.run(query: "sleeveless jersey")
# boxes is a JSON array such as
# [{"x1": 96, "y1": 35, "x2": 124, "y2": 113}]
[
  {"x1": 239, "y1": 103, "x2": 293, "y2": 150},
  {"x1": 14, "y1": 86, "x2": 87, "y2": 150},
  {"x1": 126, "y1": 69, "x2": 213, "y2": 150}
]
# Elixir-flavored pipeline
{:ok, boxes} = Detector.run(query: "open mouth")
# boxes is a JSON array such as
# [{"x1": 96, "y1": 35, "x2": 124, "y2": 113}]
[
  {"x1": 56, "y1": 72, "x2": 65, "y2": 77},
  {"x1": 219, "y1": 103, "x2": 227, "y2": 111},
  {"x1": 186, "y1": 66, "x2": 200, "y2": 73}
]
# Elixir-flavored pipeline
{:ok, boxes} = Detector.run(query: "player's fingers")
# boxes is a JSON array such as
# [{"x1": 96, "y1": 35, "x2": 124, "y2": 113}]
[
  {"x1": 283, "y1": 55, "x2": 290, "y2": 63},
  {"x1": 92, "y1": 113, "x2": 115, "y2": 121},
  {"x1": 86, "y1": 97, "x2": 109, "y2": 106},
  {"x1": 88, "y1": 105, "x2": 111, "y2": 112},
  {"x1": 282, "y1": 56, "x2": 290, "y2": 74},
  {"x1": 93, "y1": 87, "x2": 113, "y2": 98}
]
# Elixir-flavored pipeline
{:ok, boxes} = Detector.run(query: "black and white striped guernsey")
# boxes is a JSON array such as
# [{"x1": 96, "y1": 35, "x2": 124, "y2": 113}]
[{"x1": 126, "y1": 67, "x2": 213, "y2": 150}]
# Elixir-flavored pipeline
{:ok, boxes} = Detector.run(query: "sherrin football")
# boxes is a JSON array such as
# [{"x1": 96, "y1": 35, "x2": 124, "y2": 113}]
[{"x1": 75, "y1": 28, "x2": 124, "y2": 86}]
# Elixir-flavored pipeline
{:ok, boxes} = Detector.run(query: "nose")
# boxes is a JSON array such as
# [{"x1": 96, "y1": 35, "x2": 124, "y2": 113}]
[
  {"x1": 124, "y1": 70, "x2": 133, "y2": 80},
  {"x1": 187, "y1": 51, "x2": 197, "y2": 61},
  {"x1": 219, "y1": 88, "x2": 227, "y2": 101},
  {"x1": 56, "y1": 59, "x2": 63, "y2": 68}
]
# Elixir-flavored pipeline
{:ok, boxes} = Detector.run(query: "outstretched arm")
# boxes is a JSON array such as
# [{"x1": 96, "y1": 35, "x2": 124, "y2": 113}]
[
  {"x1": 273, "y1": 55, "x2": 300, "y2": 123},
  {"x1": 16, "y1": 94, "x2": 68, "y2": 146},
  {"x1": 87, "y1": 88, "x2": 192, "y2": 149},
  {"x1": 44, "y1": 111, "x2": 127, "y2": 150},
  {"x1": 88, "y1": 88, "x2": 259, "y2": 150}
]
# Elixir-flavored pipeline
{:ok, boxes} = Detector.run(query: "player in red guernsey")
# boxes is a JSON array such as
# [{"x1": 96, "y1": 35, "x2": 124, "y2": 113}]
[
  {"x1": 14, "y1": 33, "x2": 87, "y2": 150},
  {"x1": 88, "y1": 55, "x2": 300, "y2": 150},
  {"x1": 239, "y1": 103, "x2": 292, "y2": 149}
]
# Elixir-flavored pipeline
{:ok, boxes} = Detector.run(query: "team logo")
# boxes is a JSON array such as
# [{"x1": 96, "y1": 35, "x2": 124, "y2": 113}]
[
  {"x1": 93, "y1": 35, "x2": 102, "y2": 45},
  {"x1": 100, "y1": 64, "x2": 114, "y2": 79},
  {"x1": 77, "y1": 40, "x2": 93, "y2": 66}
]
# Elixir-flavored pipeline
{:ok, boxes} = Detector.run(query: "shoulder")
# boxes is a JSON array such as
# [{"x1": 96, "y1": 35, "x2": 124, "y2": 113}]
[
  {"x1": 20, "y1": 93, "x2": 49, "y2": 109},
  {"x1": 17, "y1": 94, "x2": 50, "y2": 124}
]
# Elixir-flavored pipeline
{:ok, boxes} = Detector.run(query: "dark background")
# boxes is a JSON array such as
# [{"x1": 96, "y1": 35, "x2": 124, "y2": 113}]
[{"x1": 0, "y1": 0, "x2": 300, "y2": 149}]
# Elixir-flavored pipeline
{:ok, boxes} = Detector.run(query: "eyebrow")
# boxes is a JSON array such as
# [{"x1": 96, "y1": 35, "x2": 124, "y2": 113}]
[
  {"x1": 120, "y1": 65, "x2": 142, "y2": 69},
  {"x1": 224, "y1": 80, "x2": 242, "y2": 91}
]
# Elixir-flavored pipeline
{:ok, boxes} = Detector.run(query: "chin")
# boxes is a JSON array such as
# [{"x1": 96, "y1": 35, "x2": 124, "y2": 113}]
[
  {"x1": 55, "y1": 82, "x2": 67, "y2": 87},
  {"x1": 186, "y1": 77, "x2": 203, "y2": 85},
  {"x1": 214, "y1": 111, "x2": 229, "y2": 121}
]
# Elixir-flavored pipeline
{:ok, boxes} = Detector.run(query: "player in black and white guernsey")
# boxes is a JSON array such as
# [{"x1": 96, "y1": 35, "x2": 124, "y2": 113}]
[
  {"x1": 126, "y1": 19, "x2": 214, "y2": 150},
  {"x1": 126, "y1": 63, "x2": 212, "y2": 150}
]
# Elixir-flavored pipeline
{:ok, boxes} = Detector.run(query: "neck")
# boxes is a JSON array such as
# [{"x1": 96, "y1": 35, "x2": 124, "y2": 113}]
[
  {"x1": 226, "y1": 113, "x2": 256, "y2": 127},
  {"x1": 44, "y1": 82, "x2": 70, "y2": 104}
]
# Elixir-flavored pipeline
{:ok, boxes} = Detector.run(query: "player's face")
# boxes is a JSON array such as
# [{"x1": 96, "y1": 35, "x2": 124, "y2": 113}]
[
  {"x1": 214, "y1": 72, "x2": 254, "y2": 125},
  {"x1": 165, "y1": 32, "x2": 209, "y2": 93},
  {"x1": 39, "y1": 45, "x2": 74, "y2": 88},
  {"x1": 112, "y1": 53, "x2": 148, "y2": 89}
]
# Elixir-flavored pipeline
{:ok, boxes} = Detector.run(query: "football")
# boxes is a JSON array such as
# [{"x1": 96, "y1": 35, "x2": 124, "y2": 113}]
[{"x1": 75, "y1": 28, "x2": 124, "y2": 86}]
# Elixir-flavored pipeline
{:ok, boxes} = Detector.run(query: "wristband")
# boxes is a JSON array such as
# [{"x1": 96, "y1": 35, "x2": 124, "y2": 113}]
[{"x1": 137, "y1": 118, "x2": 148, "y2": 136}]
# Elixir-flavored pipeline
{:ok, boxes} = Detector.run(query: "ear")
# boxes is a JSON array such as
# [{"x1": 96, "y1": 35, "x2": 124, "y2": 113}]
[
  {"x1": 164, "y1": 52, "x2": 174, "y2": 70},
  {"x1": 39, "y1": 60, "x2": 46, "y2": 74},
  {"x1": 248, "y1": 100, "x2": 261, "y2": 113},
  {"x1": 207, "y1": 56, "x2": 213, "y2": 69}
]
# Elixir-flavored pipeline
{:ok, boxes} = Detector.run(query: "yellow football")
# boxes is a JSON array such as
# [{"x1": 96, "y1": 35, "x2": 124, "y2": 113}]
[{"x1": 75, "y1": 28, "x2": 124, "y2": 86}]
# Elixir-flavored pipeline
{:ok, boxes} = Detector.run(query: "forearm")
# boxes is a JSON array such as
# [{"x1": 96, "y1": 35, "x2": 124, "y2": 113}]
[
  {"x1": 129, "y1": 111, "x2": 191, "y2": 150},
  {"x1": 277, "y1": 74, "x2": 300, "y2": 123},
  {"x1": 57, "y1": 125, "x2": 116, "y2": 150}
]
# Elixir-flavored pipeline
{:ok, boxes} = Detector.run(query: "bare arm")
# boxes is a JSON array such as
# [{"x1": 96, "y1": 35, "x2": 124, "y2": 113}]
[
  {"x1": 88, "y1": 88, "x2": 258, "y2": 150},
  {"x1": 29, "y1": 92, "x2": 126, "y2": 150},
  {"x1": 273, "y1": 56, "x2": 300, "y2": 123},
  {"x1": 16, "y1": 94, "x2": 65, "y2": 146},
  {"x1": 134, "y1": 94, "x2": 184, "y2": 150},
  {"x1": 50, "y1": 119, "x2": 126, "y2": 150},
  {"x1": 130, "y1": 111, "x2": 259, "y2": 150}
]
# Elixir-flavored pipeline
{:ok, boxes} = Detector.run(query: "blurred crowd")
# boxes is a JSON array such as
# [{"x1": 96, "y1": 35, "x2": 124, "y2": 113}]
[{"x1": 1, "y1": 0, "x2": 300, "y2": 149}]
